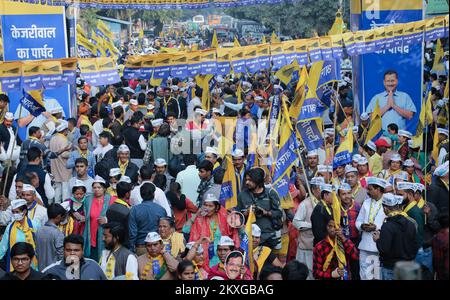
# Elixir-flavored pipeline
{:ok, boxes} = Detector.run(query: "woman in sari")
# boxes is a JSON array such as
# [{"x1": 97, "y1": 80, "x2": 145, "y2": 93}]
[{"x1": 159, "y1": 217, "x2": 186, "y2": 259}]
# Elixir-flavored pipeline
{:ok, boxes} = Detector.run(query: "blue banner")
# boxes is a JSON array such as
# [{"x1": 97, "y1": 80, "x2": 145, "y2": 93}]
[
  {"x1": 298, "y1": 97, "x2": 326, "y2": 121},
  {"x1": 352, "y1": 2, "x2": 423, "y2": 133},
  {"x1": 296, "y1": 119, "x2": 324, "y2": 151}
]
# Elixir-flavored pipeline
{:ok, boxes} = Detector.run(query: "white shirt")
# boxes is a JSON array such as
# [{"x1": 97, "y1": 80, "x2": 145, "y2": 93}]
[
  {"x1": 99, "y1": 249, "x2": 139, "y2": 280},
  {"x1": 92, "y1": 119, "x2": 104, "y2": 148},
  {"x1": 355, "y1": 197, "x2": 386, "y2": 253},
  {"x1": 130, "y1": 180, "x2": 172, "y2": 217},
  {"x1": 438, "y1": 147, "x2": 448, "y2": 167},
  {"x1": 138, "y1": 135, "x2": 147, "y2": 151},
  {"x1": 28, "y1": 203, "x2": 48, "y2": 227},
  {"x1": 175, "y1": 165, "x2": 201, "y2": 204}
]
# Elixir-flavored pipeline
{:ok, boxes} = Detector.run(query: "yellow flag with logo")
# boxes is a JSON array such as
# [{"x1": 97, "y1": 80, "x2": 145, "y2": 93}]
[
  {"x1": 271, "y1": 31, "x2": 280, "y2": 43},
  {"x1": 234, "y1": 36, "x2": 241, "y2": 47},
  {"x1": 328, "y1": 10, "x2": 345, "y2": 35},
  {"x1": 432, "y1": 39, "x2": 445, "y2": 72},
  {"x1": 262, "y1": 35, "x2": 267, "y2": 44},
  {"x1": 365, "y1": 99, "x2": 383, "y2": 144},
  {"x1": 211, "y1": 30, "x2": 219, "y2": 48},
  {"x1": 289, "y1": 65, "x2": 308, "y2": 120},
  {"x1": 274, "y1": 60, "x2": 299, "y2": 85}
]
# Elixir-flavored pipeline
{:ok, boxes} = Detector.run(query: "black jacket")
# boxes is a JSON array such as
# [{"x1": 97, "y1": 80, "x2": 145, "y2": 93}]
[
  {"x1": 106, "y1": 202, "x2": 131, "y2": 248},
  {"x1": 311, "y1": 203, "x2": 333, "y2": 246},
  {"x1": 376, "y1": 214, "x2": 419, "y2": 269},
  {"x1": 111, "y1": 161, "x2": 139, "y2": 185},
  {"x1": 0, "y1": 124, "x2": 22, "y2": 150},
  {"x1": 122, "y1": 126, "x2": 145, "y2": 159},
  {"x1": 428, "y1": 179, "x2": 449, "y2": 215}
]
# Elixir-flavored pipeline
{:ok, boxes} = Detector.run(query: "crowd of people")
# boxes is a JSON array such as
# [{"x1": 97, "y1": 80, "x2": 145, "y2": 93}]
[{"x1": 0, "y1": 33, "x2": 448, "y2": 280}]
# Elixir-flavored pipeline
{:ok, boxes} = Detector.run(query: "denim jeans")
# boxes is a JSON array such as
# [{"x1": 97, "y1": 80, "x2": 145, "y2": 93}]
[
  {"x1": 416, "y1": 247, "x2": 433, "y2": 273},
  {"x1": 382, "y1": 267, "x2": 395, "y2": 280}
]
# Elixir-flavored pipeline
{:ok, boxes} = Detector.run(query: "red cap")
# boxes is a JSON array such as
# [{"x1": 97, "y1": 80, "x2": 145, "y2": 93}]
[{"x1": 375, "y1": 138, "x2": 390, "y2": 148}]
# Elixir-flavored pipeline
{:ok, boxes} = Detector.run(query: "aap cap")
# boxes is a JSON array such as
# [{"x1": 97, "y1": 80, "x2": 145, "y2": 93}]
[
  {"x1": 147, "y1": 104, "x2": 155, "y2": 110},
  {"x1": 345, "y1": 165, "x2": 358, "y2": 175},
  {"x1": 320, "y1": 184, "x2": 334, "y2": 193},
  {"x1": 324, "y1": 128, "x2": 335, "y2": 137},
  {"x1": 11, "y1": 199, "x2": 27, "y2": 210},
  {"x1": 318, "y1": 165, "x2": 333, "y2": 173},
  {"x1": 204, "y1": 194, "x2": 220, "y2": 203},
  {"x1": 352, "y1": 154, "x2": 362, "y2": 163},
  {"x1": 60, "y1": 201, "x2": 71, "y2": 212},
  {"x1": 414, "y1": 183, "x2": 425, "y2": 192},
  {"x1": 118, "y1": 144, "x2": 130, "y2": 153},
  {"x1": 434, "y1": 161, "x2": 449, "y2": 177},
  {"x1": 171, "y1": 85, "x2": 179, "y2": 92},
  {"x1": 111, "y1": 102, "x2": 122, "y2": 109},
  {"x1": 252, "y1": 224, "x2": 262, "y2": 238},
  {"x1": 109, "y1": 168, "x2": 121, "y2": 177},
  {"x1": 382, "y1": 193, "x2": 398, "y2": 207},
  {"x1": 394, "y1": 195, "x2": 405, "y2": 205},
  {"x1": 49, "y1": 107, "x2": 63, "y2": 114},
  {"x1": 22, "y1": 184, "x2": 35, "y2": 192},
  {"x1": 73, "y1": 179, "x2": 86, "y2": 188},
  {"x1": 352, "y1": 126, "x2": 359, "y2": 134},
  {"x1": 310, "y1": 177, "x2": 325, "y2": 186},
  {"x1": 437, "y1": 128, "x2": 449, "y2": 137},
  {"x1": 154, "y1": 158, "x2": 167, "y2": 167},
  {"x1": 232, "y1": 148, "x2": 245, "y2": 158},
  {"x1": 398, "y1": 130, "x2": 413, "y2": 139},
  {"x1": 390, "y1": 153, "x2": 402, "y2": 162},
  {"x1": 212, "y1": 108, "x2": 222, "y2": 115},
  {"x1": 358, "y1": 157, "x2": 369, "y2": 165},
  {"x1": 119, "y1": 176, "x2": 132, "y2": 184},
  {"x1": 338, "y1": 183, "x2": 352, "y2": 192},
  {"x1": 93, "y1": 175, "x2": 106, "y2": 185},
  {"x1": 130, "y1": 99, "x2": 138, "y2": 106},
  {"x1": 195, "y1": 108, "x2": 207, "y2": 116},
  {"x1": 218, "y1": 236, "x2": 234, "y2": 247},
  {"x1": 403, "y1": 159, "x2": 415, "y2": 167},
  {"x1": 205, "y1": 147, "x2": 219, "y2": 156},
  {"x1": 144, "y1": 232, "x2": 162, "y2": 243},
  {"x1": 394, "y1": 172, "x2": 408, "y2": 181},
  {"x1": 151, "y1": 119, "x2": 164, "y2": 127},
  {"x1": 307, "y1": 150, "x2": 319, "y2": 158},
  {"x1": 366, "y1": 177, "x2": 388, "y2": 189},
  {"x1": 397, "y1": 181, "x2": 415, "y2": 191},
  {"x1": 186, "y1": 242, "x2": 204, "y2": 254},
  {"x1": 367, "y1": 141, "x2": 377, "y2": 152},
  {"x1": 4, "y1": 112, "x2": 14, "y2": 121},
  {"x1": 56, "y1": 120, "x2": 68, "y2": 132},
  {"x1": 360, "y1": 113, "x2": 370, "y2": 121}
]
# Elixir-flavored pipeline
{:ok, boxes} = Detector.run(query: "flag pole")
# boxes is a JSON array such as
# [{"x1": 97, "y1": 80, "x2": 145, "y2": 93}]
[
  {"x1": 424, "y1": 120, "x2": 428, "y2": 202},
  {"x1": 331, "y1": 84, "x2": 340, "y2": 183},
  {"x1": 2, "y1": 104, "x2": 23, "y2": 196},
  {"x1": 294, "y1": 124, "x2": 314, "y2": 200}
]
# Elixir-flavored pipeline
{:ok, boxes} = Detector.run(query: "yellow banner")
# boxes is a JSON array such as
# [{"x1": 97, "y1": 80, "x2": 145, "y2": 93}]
[
  {"x1": 41, "y1": 60, "x2": 62, "y2": 75},
  {"x1": 22, "y1": 61, "x2": 42, "y2": 77},
  {"x1": 78, "y1": 58, "x2": 99, "y2": 74}
]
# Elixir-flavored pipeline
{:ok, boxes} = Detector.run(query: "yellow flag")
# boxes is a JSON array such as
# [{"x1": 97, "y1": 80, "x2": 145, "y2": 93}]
[
  {"x1": 306, "y1": 61, "x2": 324, "y2": 92},
  {"x1": 328, "y1": 10, "x2": 345, "y2": 35},
  {"x1": 150, "y1": 74, "x2": 163, "y2": 87},
  {"x1": 211, "y1": 30, "x2": 219, "y2": 49},
  {"x1": 139, "y1": 29, "x2": 144, "y2": 39},
  {"x1": 234, "y1": 36, "x2": 241, "y2": 47},
  {"x1": 365, "y1": 99, "x2": 382, "y2": 144},
  {"x1": 237, "y1": 82, "x2": 243, "y2": 104},
  {"x1": 425, "y1": 91, "x2": 434, "y2": 123},
  {"x1": 412, "y1": 98, "x2": 426, "y2": 148},
  {"x1": 274, "y1": 60, "x2": 299, "y2": 85},
  {"x1": 179, "y1": 41, "x2": 185, "y2": 51},
  {"x1": 271, "y1": 31, "x2": 280, "y2": 43},
  {"x1": 196, "y1": 74, "x2": 214, "y2": 111},
  {"x1": 262, "y1": 35, "x2": 267, "y2": 44},
  {"x1": 289, "y1": 66, "x2": 309, "y2": 120},
  {"x1": 432, "y1": 124, "x2": 439, "y2": 164},
  {"x1": 245, "y1": 205, "x2": 256, "y2": 274},
  {"x1": 221, "y1": 155, "x2": 239, "y2": 210},
  {"x1": 432, "y1": 39, "x2": 445, "y2": 72},
  {"x1": 444, "y1": 79, "x2": 449, "y2": 99}
]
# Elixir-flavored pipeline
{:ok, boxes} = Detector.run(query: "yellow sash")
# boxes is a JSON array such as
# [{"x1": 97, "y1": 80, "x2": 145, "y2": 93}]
[
  {"x1": 321, "y1": 200, "x2": 332, "y2": 216},
  {"x1": 141, "y1": 255, "x2": 165, "y2": 280},
  {"x1": 323, "y1": 237, "x2": 346, "y2": 272},
  {"x1": 9, "y1": 217, "x2": 38, "y2": 272},
  {"x1": 254, "y1": 246, "x2": 271, "y2": 273},
  {"x1": 115, "y1": 199, "x2": 131, "y2": 209},
  {"x1": 104, "y1": 251, "x2": 116, "y2": 280},
  {"x1": 118, "y1": 160, "x2": 129, "y2": 176},
  {"x1": 403, "y1": 201, "x2": 417, "y2": 214},
  {"x1": 58, "y1": 217, "x2": 74, "y2": 236},
  {"x1": 417, "y1": 198, "x2": 425, "y2": 209}
]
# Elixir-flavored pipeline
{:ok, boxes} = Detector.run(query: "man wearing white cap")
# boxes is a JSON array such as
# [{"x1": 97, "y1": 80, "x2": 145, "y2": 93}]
[
  {"x1": 397, "y1": 130, "x2": 412, "y2": 161},
  {"x1": 357, "y1": 113, "x2": 370, "y2": 145},
  {"x1": 124, "y1": 99, "x2": 139, "y2": 122},
  {"x1": 345, "y1": 165, "x2": 368, "y2": 205},
  {"x1": 251, "y1": 223, "x2": 284, "y2": 276},
  {"x1": 110, "y1": 144, "x2": 139, "y2": 185},
  {"x1": 311, "y1": 184, "x2": 334, "y2": 247},
  {"x1": 428, "y1": 161, "x2": 449, "y2": 214},
  {"x1": 21, "y1": 184, "x2": 48, "y2": 227},
  {"x1": 355, "y1": 177, "x2": 387, "y2": 280},
  {"x1": 0, "y1": 199, "x2": 40, "y2": 272},
  {"x1": 49, "y1": 120, "x2": 73, "y2": 204},
  {"x1": 372, "y1": 193, "x2": 419, "y2": 280},
  {"x1": 154, "y1": 158, "x2": 174, "y2": 193},
  {"x1": 0, "y1": 113, "x2": 21, "y2": 168},
  {"x1": 137, "y1": 232, "x2": 178, "y2": 280},
  {"x1": 437, "y1": 128, "x2": 449, "y2": 166},
  {"x1": 317, "y1": 165, "x2": 333, "y2": 184},
  {"x1": 379, "y1": 153, "x2": 408, "y2": 185},
  {"x1": 293, "y1": 177, "x2": 324, "y2": 278},
  {"x1": 403, "y1": 159, "x2": 423, "y2": 184},
  {"x1": 357, "y1": 156, "x2": 373, "y2": 189},
  {"x1": 305, "y1": 151, "x2": 319, "y2": 182},
  {"x1": 232, "y1": 148, "x2": 246, "y2": 194}
]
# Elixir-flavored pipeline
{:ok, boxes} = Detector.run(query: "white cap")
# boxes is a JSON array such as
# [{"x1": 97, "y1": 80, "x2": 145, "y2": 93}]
[
  {"x1": 186, "y1": 242, "x2": 203, "y2": 253},
  {"x1": 352, "y1": 154, "x2": 362, "y2": 162},
  {"x1": 324, "y1": 128, "x2": 335, "y2": 137},
  {"x1": 111, "y1": 102, "x2": 122, "y2": 109},
  {"x1": 367, "y1": 141, "x2": 377, "y2": 152},
  {"x1": 345, "y1": 165, "x2": 358, "y2": 175},
  {"x1": 394, "y1": 195, "x2": 405, "y2": 205},
  {"x1": 93, "y1": 175, "x2": 106, "y2": 185},
  {"x1": 360, "y1": 113, "x2": 370, "y2": 121},
  {"x1": 434, "y1": 161, "x2": 449, "y2": 177},
  {"x1": 408, "y1": 140, "x2": 415, "y2": 148},
  {"x1": 414, "y1": 183, "x2": 425, "y2": 192},
  {"x1": 232, "y1": 148, "x2": 245, "y2": 158},
  {"x1": 144, "y1": 232, "x2": 162, "y2": 243},
  {"x1": 404, "y1": 159, "x2": 415, "y2": 167},
  {"x1": 147, "y1": 104, "x2": 155, "y2": 110},
  {"x1": 366, "y1": 177, "x2": 388, "y2": 188},
  {"x1": 56, "y1": 120, "x2": 68, "y2": 132},
  {"x1": 255, "y1": 96, "x2": 264, "y2": 102},
  {"x1": 195, "y1": 108, "x2": 207, "y2": 116},
  {"x1": 390, "y1": 153, "x2": 402, "y2": 162},
  {"x1": 338, "y1": 183, "x2": 352, "y2": 192},
  {"x1": 4, "y1": 112, "x2": 14, "y2": 121},
  {"x1": 318, "y1": 165, "x2": 333, "y2": 173},
  {"x1": 119, "y1": 176, "x2": 131, "y2": 183},
  {"x1": 358, "y1": 157, "x2": 369, "y2": 165},
  {"x1": 11, "y1": 199, "x2": 27, "y2": 210},
  {"x1": 171, "y1": 85, "x2": 179, "y2": 92},
  {"x1": 49, "y1": 107, "x2": 63, "y2": 114},
  {"x1": 251, "y1": 224, "x2": 261, "y2": 238},
  {"x1": 437, "y1": 128, "x2": 449, "y2": 137},
  {"x1": 73, "y1": 179, "x2": 86, "y2": 188},
  {"x1": 205, "y1": 147, "x2": 219, "y2": 156},
  {"x1": 204, "y1": 194, "x2": 219, "y2": 203},
  {"x1": 242, "y1": 81, "x2": 252, "y2": 88},
  {"x1": 394, "y1": 172, "x2": 409, "y2": 181},
  {"x1": 151, "y1": 119, "x2": 164, "y2": 127},
  {"x1": 218, "y1": 236, "x2": 234, "y2": 247},
  {"x1": 307, "y1": 150, "x2": 319, "y2": 157},
  {"x1": 118, "y1": 144, "x2": 130, "y2": 153},
  {"x1": 130, "y1": 99, "x2": 138, "y2": 106},
  {"x1": 352, "y1": 126, "x2": 359, "y2": 134},
  {"x1": 398, "y1": 130, "x2": 413, "y2": 139},
  {"x1": 22, "y1": 184, "x2": 35, "y2": 192},
  {"x1": 212, "y1": 108, "x2": 222, "y2": 115},
  {"x1": 320, "y1": 184, "x2": 334, "y2": 193},
  {"x1": 156, "y1": 87, "x2": 163, "y2": 92},
  {"x1": 310, "y1": 177, "x2": 325, "y2": 186},
  {"x1": 60, "y1": 201, "x2": 71, "y2": 212},
  {"x1": 397, "y1": 181, "x2": 415, "y2": 191},
  {"x1": 382, "y1": 193, "x2": 398, "y2": 207},
  {"x1": 154, "y1": 158, "x2": 167, "y2": 167},
  {"x1": 109, "y1": 168, "x2": 121, "y2": 177}
]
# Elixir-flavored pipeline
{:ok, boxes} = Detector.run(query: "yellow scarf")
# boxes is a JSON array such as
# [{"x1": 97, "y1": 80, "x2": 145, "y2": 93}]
[
  {"x1": 163, "y1": 232, "x2": 185, "y2": 258},
  {"x1": 78, "y1": 149, "x2": 89, "y2": 159},
  {"x1": 340, "y1": 201, "x2": 354, "y2": 218},
  {"x1": 321, "y1": 200, "x2": 332, "y2": 216},
  {"x1": 141, "y1": 255, "x2": 165, "y2": 280},
  {"x1": 118, "y1": 160, "x2": 129, "y2": 176},
  {"x1": 9, "y1": 217, "x2": 38, "y2": 272},
  {"x1": 387, "y1": 210, "x2": 409, "y2": 219},
  {"x1": 115, "y1": 199, "x2": 131, "y2": 209},
  {"x1": 323, "y1": 236, "x2": 347, "y2": 272},
  {"x1": 254, "y1": 246, "x2": 271, "y2": 273},
  {"x1": 106, "y1": 187, "x2": 117, "y2": 197},
  {"x1": 417, "y1": 198, "x2": 425, "y2": 209},
  {"x1": 103, "y1": 128, "x2": 114, "y2": 138},
  {"x1": 193, "y1": 261, "x2": 204, "y2": 280},
  {"x1": 403, "y1": 201, "x2": 417, "y2": 214},
  {"x1": 352, "y1": 185, "x2": 361, "y2": 198},
  {"x1": 58, "y1": 217, "x2": 74, "y2": 236},
  {"x1": 104, "y1": 250, "x2": 117, "y2": 280},
  {"x1": 368, "y1": 199, "x2": 382, "y2": 224}
]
